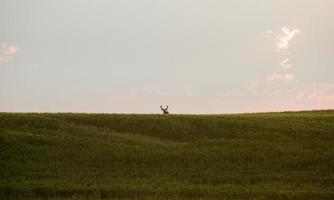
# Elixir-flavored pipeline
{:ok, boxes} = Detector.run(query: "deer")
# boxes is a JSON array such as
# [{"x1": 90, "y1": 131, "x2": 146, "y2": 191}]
[{"x1": 160, "y1": 105, "x2": 169, "y2": 115}]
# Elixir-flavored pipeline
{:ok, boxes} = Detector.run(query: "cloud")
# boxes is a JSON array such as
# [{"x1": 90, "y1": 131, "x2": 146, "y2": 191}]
[
  {"x1": 4, "y1": 45, "x2": 20, "y2": 55},
  {"x1": 265, "y1": 30, "x2": 273, "y2": 34},
  {"x1": 225, "y1": 76, "x2": 334, "y2": 104},
  {"x1": 0, "y1": 44, "x2": 21, "y2": 63},
  {"x1": 221, "y1": 26, "x2": 332, "y2": 112},
  {"x1": 279, "y1": 58, "x2": 292, "y2": 69},
  {"x1": 298, "y1": 83, "x2": 334, "y2": 102},
  {"x1": 224, "y1": 74, "x2": 296, "y2": 98},
  {"x1": 276, "y1": 27, "x2": 300, "y2": 51},
  {"x1": 266, "y1": 72, "x2": 295, "y2": 82}
]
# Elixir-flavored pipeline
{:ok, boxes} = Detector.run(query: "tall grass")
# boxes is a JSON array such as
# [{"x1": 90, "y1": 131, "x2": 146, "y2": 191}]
[{"x1": 1, "y1": 111, "x2": 334, "y2": 199}]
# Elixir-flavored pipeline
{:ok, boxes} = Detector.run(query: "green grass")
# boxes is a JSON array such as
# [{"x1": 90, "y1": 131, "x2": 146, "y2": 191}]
[{"x1": 1, "y1": 110, "x2": 334, "y2": 199}]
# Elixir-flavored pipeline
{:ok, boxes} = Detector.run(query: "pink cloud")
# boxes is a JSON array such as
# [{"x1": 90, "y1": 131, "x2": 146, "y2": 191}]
[
  {"x1": 224, "y1": 75, "x2": 296, "y2": 98},
  {"x1": 222, "y1": 27, "x2": 332, "y2": 112},
  {"x1": 0, "y1": 44, "x2": 21, "y2": 63},
  {"x1": 4, "y1": 45, "x2": 20, "y2": 55},
  {"x1": 279, "y1": 58, "x2": 292, "y2": 69},
  {"x1": 298, "y1": 83, "x2": 334, "y2": 102},
  {"x1": 223, "y1": 79, "x2": 334, "y2": 113}
]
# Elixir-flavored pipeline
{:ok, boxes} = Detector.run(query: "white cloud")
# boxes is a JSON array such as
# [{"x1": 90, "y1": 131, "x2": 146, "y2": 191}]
[
  {"x1": 279, "y1": 58, "x2": 292, "y2": 69},
  {"x1": 276, "y1": 27, "x2": 300, "y2": 51},
  {"x1": 266, "y1": 72, "x2": 295, "y2": 82},
  {"x1": 265, "y1": 30, "x2": 273, "y2": 34}
]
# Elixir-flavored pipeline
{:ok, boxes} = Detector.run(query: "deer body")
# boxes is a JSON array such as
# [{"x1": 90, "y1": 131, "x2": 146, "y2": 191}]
[{"x1": 160, "y1": 105, "x2": 169, "y2": 114}]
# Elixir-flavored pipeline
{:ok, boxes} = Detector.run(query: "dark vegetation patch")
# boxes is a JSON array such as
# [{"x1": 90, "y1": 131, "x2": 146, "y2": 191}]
[{"x1": 1, "y1": 111, "x2": 334, "y2": 199}]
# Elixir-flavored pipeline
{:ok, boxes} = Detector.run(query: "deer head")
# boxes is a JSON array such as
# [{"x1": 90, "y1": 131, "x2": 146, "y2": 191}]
[{"x1": 160, "y1": 105, "x2": 169, "y2": 114}]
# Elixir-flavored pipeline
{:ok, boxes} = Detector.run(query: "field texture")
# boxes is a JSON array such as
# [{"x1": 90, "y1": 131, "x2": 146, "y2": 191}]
[{"x1": 0, "y1": 111, "x2": 334, "y2": 199}]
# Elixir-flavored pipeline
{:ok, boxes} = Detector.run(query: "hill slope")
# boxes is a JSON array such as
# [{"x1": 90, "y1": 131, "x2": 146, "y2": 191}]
[{"x1": 1, "y1": 111, "x2": 334, "y2": 199}]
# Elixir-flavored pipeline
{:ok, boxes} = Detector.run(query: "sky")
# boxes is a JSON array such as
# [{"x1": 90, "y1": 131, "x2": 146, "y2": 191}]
[{"x1": 1, "y1": 0, "x2": 334, "y2": 114}]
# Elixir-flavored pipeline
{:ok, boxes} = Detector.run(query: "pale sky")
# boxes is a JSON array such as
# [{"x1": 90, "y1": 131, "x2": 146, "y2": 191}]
[{"x1": 1, "y1": 0, "x2": 334, "y2": 114}]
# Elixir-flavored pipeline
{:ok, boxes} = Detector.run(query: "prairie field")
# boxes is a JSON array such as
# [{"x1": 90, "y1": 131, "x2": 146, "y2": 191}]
[{"x1": 0, "y1": 111, "x2": 334, "y2": 199}]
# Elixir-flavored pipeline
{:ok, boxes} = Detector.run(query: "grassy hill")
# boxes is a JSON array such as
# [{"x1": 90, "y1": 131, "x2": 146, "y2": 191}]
[{"x1": 1, "y1": 111, "x2": 334, "y2": 199}]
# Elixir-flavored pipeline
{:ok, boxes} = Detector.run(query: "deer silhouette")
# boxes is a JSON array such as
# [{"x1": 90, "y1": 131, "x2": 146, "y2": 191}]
[{"x1": 160, "y1": 105, "x2": 169, "y2": 114}]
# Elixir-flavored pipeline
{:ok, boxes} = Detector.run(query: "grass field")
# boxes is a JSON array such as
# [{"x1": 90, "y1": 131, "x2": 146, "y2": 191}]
[{"x1": 1, "y1": 110, "x2": 334, "y2": 199}]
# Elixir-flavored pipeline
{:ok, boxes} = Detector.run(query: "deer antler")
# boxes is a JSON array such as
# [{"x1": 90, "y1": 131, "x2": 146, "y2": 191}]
[{"x1": 160, "y1": 105, "x2": 170, "y2": 114}]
